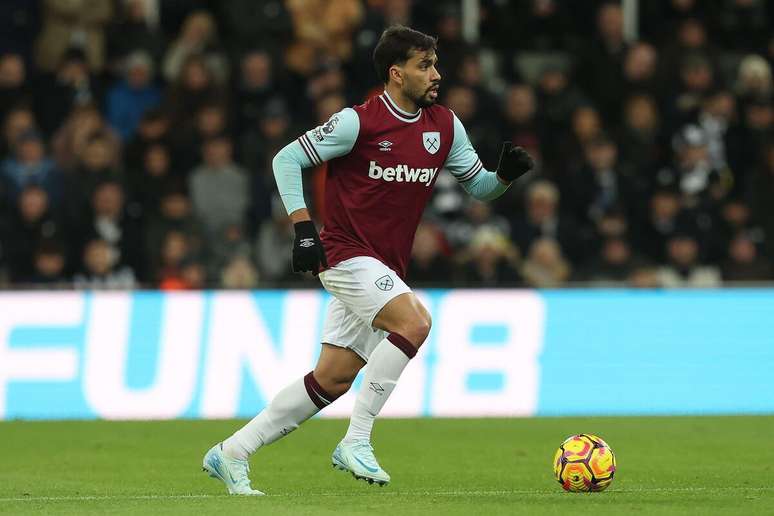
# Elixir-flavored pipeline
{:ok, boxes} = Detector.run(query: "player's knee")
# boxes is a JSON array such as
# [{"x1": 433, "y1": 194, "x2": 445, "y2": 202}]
[{"x1": 403, "y1": 312, "x2": 432, "y2": 347}]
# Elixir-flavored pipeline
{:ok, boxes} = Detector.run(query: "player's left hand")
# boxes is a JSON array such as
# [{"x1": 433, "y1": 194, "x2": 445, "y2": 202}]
[
  {"x1": 496, "y1": 142, "x2": 534, "y2": 182},
  {"x1": 292, "y1": 220, "x2": 328, "y2": 275}
]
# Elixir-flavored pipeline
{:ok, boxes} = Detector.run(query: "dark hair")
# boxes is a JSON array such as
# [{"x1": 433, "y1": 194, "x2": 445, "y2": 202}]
[{"x1": 373, "y1": 25, "x2": 437, "y2": 84}]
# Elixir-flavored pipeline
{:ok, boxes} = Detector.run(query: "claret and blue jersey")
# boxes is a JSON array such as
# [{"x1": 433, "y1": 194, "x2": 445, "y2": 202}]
[{"x1": 273, "y1": 89, "x2": 510, "y2": 278}]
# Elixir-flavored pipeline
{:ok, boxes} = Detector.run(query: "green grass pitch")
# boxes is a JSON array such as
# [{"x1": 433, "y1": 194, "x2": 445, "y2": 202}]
[{"x1": 1, "y1": 416, "x2": 772, "y2": 515}]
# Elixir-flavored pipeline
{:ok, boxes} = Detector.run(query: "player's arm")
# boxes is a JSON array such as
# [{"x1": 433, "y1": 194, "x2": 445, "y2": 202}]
[
  {"x1": 444, "y1": 113, "x2": 534, "y2": 201},
  {"x1": 272, "y1": 107, "x2": 360, "y2": 273}
]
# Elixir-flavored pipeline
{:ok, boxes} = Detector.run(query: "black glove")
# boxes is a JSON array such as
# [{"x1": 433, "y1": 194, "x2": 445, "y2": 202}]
[
  {"x1": 292, "y1": 220, "x2": 328, "y2": 274},
  {"x1": 496, "y1": 142, "x2": 534, "y2": 182}
]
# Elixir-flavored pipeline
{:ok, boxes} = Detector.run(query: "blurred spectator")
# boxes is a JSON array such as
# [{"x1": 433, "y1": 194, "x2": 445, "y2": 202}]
[
  {"x1": 147, "y1": 189, "x2": 204, "y2": 283},
  {"x1": 696, "y1": 89, "x2": 736, "y2": 171},
  {"x1": 562, "y1": 133, "x2": 642, "y2": 226},
  {"x1": 29, "y1": 238, "x2": 68, "y2": 286},
  {"x1": 0, "y1": 52, "x2": 33, "y2": 120},
  {"x1": 0, "y1": 129, "x2": 61, "y2": 205},
  {"x1": 61, "y1": 130, "x2": 122, "y2": 225},
  {"x1": 106, "y1": 0, "x2": 165, "y2": 69},
  {"x1": 2, "y1": 105, "x2": 38, "y2": 158},
  {"x1": 233, "y1": 50, "x2": 279, "y2": 137},
  {"x1": 188, "y1": 134, "x2": 249, "y2": 238},
  {"x1": 458, "y1": 227, "x2": 521, "y2": 287},
  {"x1": 716, "y1": 1, "x2": 771, "y2": 53},
  {"x1": 206, "y1": 223, "x2": 253, "y2": 282},
  {"x1": 735, "y1": 54, "x2": 773, "y2": 104},
  {"x1": 521, "y1": 238, "x2": 570, "y2": 288},
  {"x1": 511, "y1": 180, "x2": 584, "y2": 263},
  {"x1": 221, "y1": 255, "x2": 259, "y2": 289},
  {"x1": 3, "y1": 185, "x2": 64, "y2": 282},
  {"x1": 156, "y1": 230, "x2": 193, "y2": 289},
  {"x1": 622, "y1": 42, "x2": 661, "y2": 101},
  {"x1": 748, "y1": 142, "x2": 774, "y2": 259},
  {"x1": 501, "y1": 84, "x2": 544, "y2": 162},
  {"x1": 73, "y1": 238, "x2": 136, "y2": 289},
  {"x1": 552, "y1": 105, "x2": 603, "y2": 179},
  {"x1": 215, "y1": 0, "x2": 293, "y2": 55},
  {"x1": 162, "y1": 10, "x2": 227, "y2": 83},
  {"x1": 508, "y1": 0, "x2": 577, "y2": 53},
  {"x1": 655, "y1": 124, "x2": 732, "y2": 209},
  {"x1": 657, "y1": 233, "x2": 721, "y2": 287},
  {"x1": 535, "y1": 64, "x2": 587, "y2": 140},
  {"x1": 628, "y1": 263, "x2": 661, "y2": 288},
  {"x1": 173, "y1": 102, "x2": 230, "y2": 173},
  {"x1": 580, "y1": 237, "x2": 636, "y2": 285},
  {"x1": 127, "y1": 143, "x2": 174, "y2": 218},
  {"x1": 721, "y1": 233, "x2": 772, "y2": 282},
  {"x1": 34, "y1": 47, "x2": 104, "y2": 136},
  {"x1": 446, "y1": 200, "x2": 511, "y2": 251},
  {"x1": 618, "y1": 94, "x2": 664, "y2": 177},
  {"x1": 106, "y1": 51, "x2": 162, "y2": 141},
  {"x1": 444, "y1": 84, "x2": 499, "y2": 165},
  {"x1": 285, "y1": 0, "x2": 364, "y2": 64},
  {"x1": 78, "y1": 180, "x2": 144, "y2": 281},
  {"x1": 664, "y1": 53, "x2": 715, "y2": 128},
  {"x1": 165, "y1": 54, "x2": 225, "y2": 130},
  {"x1": 407, "y1": 222, "x2": 453, "y2": 285},
  {"x1": 124, "y1": 108, "x2": 171, "y2": 172},
  {"x1": 34, "y1": 0, "x2": 113, "y2": 73},
  {"x1": 579, "y1": 2, "x2": 628, "y2": 122},
  {"x1": 52, "y1": 103, "x2": 121, "y2": 171},
  {"x1": 255, "y1": 195, "x2": 294, "y2": 282}
]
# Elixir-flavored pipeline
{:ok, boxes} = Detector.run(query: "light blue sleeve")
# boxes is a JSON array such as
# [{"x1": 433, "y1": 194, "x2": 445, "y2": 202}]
[
  {"x1": 443, "y1": 112, "x2": 509, "y2": 201},
  {"x1": 272, "y1": 108, "x2": 360, "y2": 215}
]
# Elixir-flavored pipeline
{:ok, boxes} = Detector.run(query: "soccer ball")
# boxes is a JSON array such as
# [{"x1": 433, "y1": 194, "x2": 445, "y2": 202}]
[{"x1": 553, "y1": 434, "x2": 616, "y2": 492}]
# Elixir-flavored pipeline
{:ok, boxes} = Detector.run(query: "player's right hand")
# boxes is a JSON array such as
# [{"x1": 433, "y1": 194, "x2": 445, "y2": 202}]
[{"x1": 292, "y1": 220, "x2": 328, "y2": 275}]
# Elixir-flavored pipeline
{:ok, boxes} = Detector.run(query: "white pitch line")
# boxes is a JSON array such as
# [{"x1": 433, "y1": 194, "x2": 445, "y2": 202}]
[{"x1": 0, "y1": 486, "x2": 772, "y2": 503}]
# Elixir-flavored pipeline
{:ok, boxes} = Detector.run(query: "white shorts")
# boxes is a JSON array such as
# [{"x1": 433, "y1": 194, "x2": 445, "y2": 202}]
[{"x1": 318, "y1": 256, "x2": 411, "y2": 361}]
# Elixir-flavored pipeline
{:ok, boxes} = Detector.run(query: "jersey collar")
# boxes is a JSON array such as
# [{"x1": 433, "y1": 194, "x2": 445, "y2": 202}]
[{"x1": 380, "y1": 90, "x2": 422, "y2": 123}]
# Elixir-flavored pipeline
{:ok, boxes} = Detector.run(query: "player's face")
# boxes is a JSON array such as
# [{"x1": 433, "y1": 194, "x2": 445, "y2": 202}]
[{"x1": 400, "y1": 50, "x2": 441, "y2": 108}]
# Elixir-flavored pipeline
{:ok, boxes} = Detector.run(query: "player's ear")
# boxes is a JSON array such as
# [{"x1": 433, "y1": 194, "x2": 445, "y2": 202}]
[{"x1": 389, "y1": 65, "x2": 403, "y2": 86}]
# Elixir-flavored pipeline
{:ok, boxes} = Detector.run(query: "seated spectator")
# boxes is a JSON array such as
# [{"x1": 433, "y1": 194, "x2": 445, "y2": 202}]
[
  {"x1": 34, "y1": 47, "x2": 105, "y2": 136},
  {"x1": 734, "y1": 54, "x2": 772, "y2": 105},
  {"x1": 0, "y1": 129, "x2": 61, "y2": 205},
  {"x1": 220, "y1": 255, "x2": 259, "y2": 289},
  {"x1": 165, "y1": 54, "x2": 225, "y2": 131},
  {"x1": 162, "y1": 10, "x2": 227, "y2": 84},
  {"x1": 457, "y1": 226, "x2": 521, "y2": 287},
  {"x1": 52, "y1": 103, "x2": 121, "y2": 171},
  {"x1": 579, "y1": 237, "x2": 636, "y2": 285},
  {"x1": 407, "y1": 221, "x2": 453, "y2": 286},
  {"x1": 146, "y1": 187, "x2": 204, "y2": 280},
  {"x1": 29, "y1": 239, "x2": 68, "y2": 287},
  {"x1": 721, "y1": 233, "x2": 772, "y2": 282},
  {"x1": 521, "y1": 237, "x2": 570, "y2": 288},
  {"x1": 188, "y1": 134, "x2": 249, "y2": 239},
  {"x1": 106, "y1": 0, "x2": 165, "y2": 68},
  {"x1": 123, "y1": 108, "x2": 171, "y2": 172},
  {"x1": 106, "y1": 51, "x2": 162, "y2": 141},
  {"x1": 657, "y1": 233, "x2": 721, "y2": 288},
  {"x1": 562, "y1": 133, "x2": 642, "y2": 226},
  {"x1": 628, "y1": 262, "x2": 661, "y2": 288},
  {"x1": 3, "y1": 185, "x2": 64, "y2": 282},
  {"x1": 622, "y1": 41, "x2": 660, "y2": 98},
  {"x1": 618, "y1": 94, "x2": 664, "y2": 177},
  {"x1": 501, "y1": 83, "x2": 544, "y2": 166},
  {"x1": 127, "y1": 143, "x2": 174, "y2": 217},
  {"x1": 62, "y1": 130, "x2": 123, "y2": 224},
  {"x1": 654, "y1": 124, "x2": 731, "y2": 209},
  {"x1": 73, "y1": 238, "x2": 137, "y2": 290},
  {"x1": 511, "y1": 180, "x2": 585, "y2": 263},
  {"x1": 0, "y1": 52, "x2": 33, "y2": 120},
  {"x1": 1, "y1": 105, "x2": 37, "y2": 157},
  {"x1": 78, "y1": 180, "x2": 144, "y2": 281},
  {"x1": 254, "y1": 195, "x2": 295, "y2": 283}
]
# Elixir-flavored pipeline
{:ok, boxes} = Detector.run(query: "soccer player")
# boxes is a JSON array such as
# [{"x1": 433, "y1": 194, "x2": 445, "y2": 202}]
[{"x1": 203, "y1": 25, "x2": 533, "y2": 495}]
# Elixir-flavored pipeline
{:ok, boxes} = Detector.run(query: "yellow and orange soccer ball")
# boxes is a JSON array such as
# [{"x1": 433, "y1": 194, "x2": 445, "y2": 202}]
[{"x1": 553, "y1": 434, "x2": 616, "y2": 492}]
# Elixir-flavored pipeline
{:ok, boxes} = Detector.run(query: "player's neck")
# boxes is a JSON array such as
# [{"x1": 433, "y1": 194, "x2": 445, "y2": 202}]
[{"x1": 384, "y1": 85, "x2": 420, "y2": 115}]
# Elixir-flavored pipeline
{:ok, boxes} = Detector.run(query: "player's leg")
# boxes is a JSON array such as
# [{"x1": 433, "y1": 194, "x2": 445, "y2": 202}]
[
  {"x1": 203, "y1": 300, "x2": 364, "y2": 495},
  {"x1": 343, "y1": 291, "x2": 430, "y2": 444}
]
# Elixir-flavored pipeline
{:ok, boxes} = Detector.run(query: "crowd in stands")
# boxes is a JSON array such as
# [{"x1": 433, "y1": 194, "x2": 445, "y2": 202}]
[{"x1": 0, "y1": 0, "x2": 773, "y2": 289}]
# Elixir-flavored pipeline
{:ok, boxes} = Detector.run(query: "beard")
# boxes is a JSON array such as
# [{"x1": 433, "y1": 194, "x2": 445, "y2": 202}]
[{"x1": 408, "y1": 84, "x2": 439, "y2": 108}]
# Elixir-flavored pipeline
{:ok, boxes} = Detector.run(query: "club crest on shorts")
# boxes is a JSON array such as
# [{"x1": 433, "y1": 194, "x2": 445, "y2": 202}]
[
  {"x1": 423, "y1": 132, "x2": 440, "y2": 154},
  {"x1": 375, "y1": 275, "x2": 394, "y2": 291}
]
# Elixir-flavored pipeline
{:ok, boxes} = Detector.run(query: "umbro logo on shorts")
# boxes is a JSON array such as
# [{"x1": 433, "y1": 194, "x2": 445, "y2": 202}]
[{"x1": 375, "y1": 275, "x2": 394, "y2": 291}]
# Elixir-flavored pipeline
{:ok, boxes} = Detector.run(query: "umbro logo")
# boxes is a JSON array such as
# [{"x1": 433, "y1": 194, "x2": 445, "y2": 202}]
[
  {"x1": 369, "y1": 382, "x2": 385, "y2": 395},
  {"x1": 378, "y1": 140, "x2": 393, "y2": 151},
  {"x1": 299, "y1": 238, "x2": 315, "y2": 248}
]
